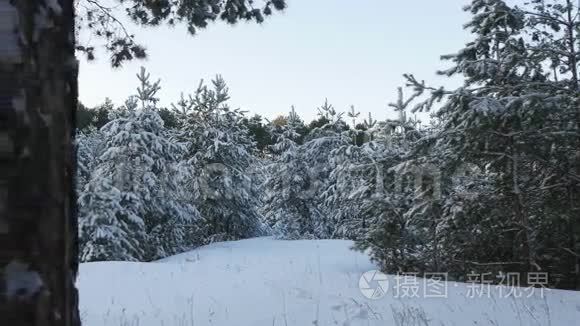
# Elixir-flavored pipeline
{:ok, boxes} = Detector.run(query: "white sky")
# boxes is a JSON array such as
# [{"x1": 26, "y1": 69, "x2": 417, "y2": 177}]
[{"x1": 78, "y1": 0, "x2": 473, "y2": 124}]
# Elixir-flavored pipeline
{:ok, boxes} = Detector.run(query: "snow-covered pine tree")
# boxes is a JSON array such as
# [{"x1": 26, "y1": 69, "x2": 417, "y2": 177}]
[
  {"x1": 327, "y1": 90, "x2": 402, "y2": 240},
  {"x1": 334, "y1": 87, "x2": 435, "y2": 273},
  {"x1": 262, "y1": 106, "x2": 324, "y2": 239},
  {"x1": 76, "y1": 127, "x2": 104, "y2": 193},
  {"x1": 514, "y1": 0, "x2": 580, "y2": 288},
  {"x1": 323, "y1": 105, "x2": 376, "y2": 240},
  {"x1": 347, "y1": 105, "x2": 361, "y2": 144},
  {"x1": 396, "y1": 0, "x2": 580, "y2": 287},
  {"x1": 325, "y1": 140, "x2": 392, "y2": 240},
  {"x1": 267, "y1": 106, "x2": 307, "y2": 150},
  {"x1": 300, "y1": 100, "x2": 351, "y2": 238},
  {"x1": 356, "y1": 112, "x2": 379, "y2": 143},
  {"x1": 269, "y1": 106, "x2": 303, "y2": 154},
  {"x1": 175, "y1": 76, "x2": 265, "y2": 243},
  {"x1": 79, "y1": 67, "x2": 198, "y2": 262},
  {"x1": 79, "y1": 174, "x2": 147, "y2": 261}
]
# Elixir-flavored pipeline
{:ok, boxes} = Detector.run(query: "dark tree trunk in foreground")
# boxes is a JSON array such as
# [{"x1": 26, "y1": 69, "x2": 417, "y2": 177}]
[{"x1": 0, "y1": 0, "x2": 80, "y2": 325}]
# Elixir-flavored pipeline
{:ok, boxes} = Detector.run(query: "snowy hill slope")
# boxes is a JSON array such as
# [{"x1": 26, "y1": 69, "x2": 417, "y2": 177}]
[{"x1": 78, "y1": 237, "x2": 580, "y2": 326}]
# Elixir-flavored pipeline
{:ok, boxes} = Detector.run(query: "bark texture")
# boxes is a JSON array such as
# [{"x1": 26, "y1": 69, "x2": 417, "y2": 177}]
[{"x1": 0, "y1": 0, "x2": 80, "y2": 325}]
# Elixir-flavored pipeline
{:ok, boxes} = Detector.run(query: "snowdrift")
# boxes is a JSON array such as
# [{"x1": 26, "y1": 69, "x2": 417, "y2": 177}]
[{"x1": 78, "y1": 237, "x2": 580, "y2": 326}]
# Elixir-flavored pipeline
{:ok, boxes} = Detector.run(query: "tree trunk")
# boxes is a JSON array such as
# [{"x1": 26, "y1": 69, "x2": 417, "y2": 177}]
[
  {"x1": 511, "y1": 142, "x2": 532, "y2": 284},
  {"x1": 565, "y1": 0, "x2": 580, "y2": 290},
  {"x1": 0, "y1": 1, "x2": 80, "y2": 325}
]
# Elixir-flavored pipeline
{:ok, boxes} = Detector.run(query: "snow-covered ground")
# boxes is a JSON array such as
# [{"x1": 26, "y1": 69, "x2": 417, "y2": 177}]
[{"x1": 78, "y1": 237, "x2": 580, "y2": 326}]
